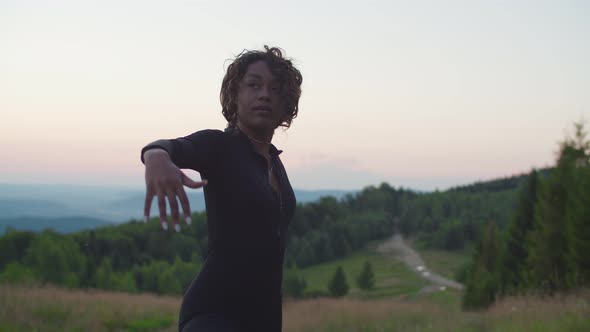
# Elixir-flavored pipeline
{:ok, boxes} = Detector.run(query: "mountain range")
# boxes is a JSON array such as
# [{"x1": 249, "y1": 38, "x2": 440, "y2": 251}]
[{"x1": 0, "y1": 183, "x2": 352, "y2": 234}]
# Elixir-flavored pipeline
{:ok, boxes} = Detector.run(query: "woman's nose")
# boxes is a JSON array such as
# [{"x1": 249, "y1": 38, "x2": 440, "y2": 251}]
[{"x1": 258, "y1": 85, "x2": 273, "y2": 100}]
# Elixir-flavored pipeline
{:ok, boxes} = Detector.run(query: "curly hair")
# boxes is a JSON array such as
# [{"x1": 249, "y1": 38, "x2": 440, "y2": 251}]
[{"x1": 220, "y1": 45, "x2": 303, "y2": 129}]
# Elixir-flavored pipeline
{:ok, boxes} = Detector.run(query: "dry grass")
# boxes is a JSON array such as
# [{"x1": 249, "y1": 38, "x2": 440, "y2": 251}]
[
  {"x1": 0, "y1": 284, "x2": 179, "y2": 332},
  {"x1": 483, "y1": 290, "x2": 590, "y2": 330},
  {"x1": 283, "y1": 289, "x2": 590, "y2": 332},
  {"x1": 283, "y1": 297, "x2": 448, "y2": 332},
  {"x1": 489, "y1": 289, "x2": 590, "y2": 315},
  {"x1": 1, "y1": 284, "x2": 588, "y2": 332}
]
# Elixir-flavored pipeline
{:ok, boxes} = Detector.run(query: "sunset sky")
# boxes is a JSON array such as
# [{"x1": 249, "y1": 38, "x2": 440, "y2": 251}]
[{"x1": 1, "y1": 0, "x2": 588, "y2": 190}]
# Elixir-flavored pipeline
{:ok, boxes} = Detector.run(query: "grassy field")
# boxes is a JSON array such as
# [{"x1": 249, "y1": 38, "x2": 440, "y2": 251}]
[
  {"x1": 1, "y1": 284, "x2": 588, "y2": 332},
  {"x1": 416, "y1": 248, "x2": 472, "y2": 281},
  {"x1": 299, "y1": 248, "x2": 428, "y2": 299},
  {"x1": 0, "y1": 284, "x2": 178, "y2": 332},
  {"x1": 0, "y1": 240, "x2": 472, "y2": 331},
  {"x1": 2, "y1": 241, "x2": 587, "y2": 331},
  {"x1": 407, "y1": 238, "x2": 473, "y2": 281},
  {"x1": 283, "y1": 290, "x2": 590, "y2": 332}
]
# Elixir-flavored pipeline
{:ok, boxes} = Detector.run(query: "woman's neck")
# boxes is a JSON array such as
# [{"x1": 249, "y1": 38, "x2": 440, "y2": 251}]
[{"x1": 237, "y1": 124, "x2": 274, "y2": 157}]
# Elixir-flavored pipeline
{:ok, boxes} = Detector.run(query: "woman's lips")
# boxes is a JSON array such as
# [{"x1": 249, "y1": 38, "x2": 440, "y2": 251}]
[{"x1": 253, "y1": 105, "x2": 272, "y2": 112}]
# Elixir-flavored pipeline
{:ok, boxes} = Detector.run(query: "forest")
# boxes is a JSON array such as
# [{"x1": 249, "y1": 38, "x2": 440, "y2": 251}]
[{"x1": 462, "y1": 121, "x2": 590, "y2": 309}]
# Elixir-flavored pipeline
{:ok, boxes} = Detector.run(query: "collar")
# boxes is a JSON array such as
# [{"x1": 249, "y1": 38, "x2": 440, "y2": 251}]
[{"x1": 225, "y1": 126, "x2": 283, "y2": 156}]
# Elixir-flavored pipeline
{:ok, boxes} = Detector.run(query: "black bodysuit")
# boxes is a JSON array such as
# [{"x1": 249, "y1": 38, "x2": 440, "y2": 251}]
[{"x1": 141, "y1": 128, "x2": 297, "y2": 332}]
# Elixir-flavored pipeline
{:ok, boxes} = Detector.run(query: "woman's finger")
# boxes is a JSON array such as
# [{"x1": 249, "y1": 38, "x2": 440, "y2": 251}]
[
  {"x1": 157, "y1": 190, "x2": 168, "y2": 230},
  {"x1": 144, "y1": 189, "x2": 154, "y2": 223},
  {"x1": 176, "y1": 187, "x2": 192, "y2": 225},
  {"x1": 182, "y1": 172, "x2": 208, "y2": 189},
  {"x1": 167, "y1": 190, "x2": 181, "y2": 232}
]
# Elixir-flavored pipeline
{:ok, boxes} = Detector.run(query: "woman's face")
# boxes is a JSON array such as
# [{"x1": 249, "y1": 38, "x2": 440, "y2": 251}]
[{"x1": 236, "y1": 61, "x2": 283, "y2": 134}]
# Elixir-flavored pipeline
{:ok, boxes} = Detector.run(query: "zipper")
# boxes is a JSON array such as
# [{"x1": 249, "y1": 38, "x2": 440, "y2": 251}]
[{"x1": 268, "y1": 157, "x2": 283, "y2": 240}]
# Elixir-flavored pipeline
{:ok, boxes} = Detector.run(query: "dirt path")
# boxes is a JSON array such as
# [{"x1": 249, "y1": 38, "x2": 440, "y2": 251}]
[{"x1": 376, "y1": 233, "x2": 464, "y2": 293}]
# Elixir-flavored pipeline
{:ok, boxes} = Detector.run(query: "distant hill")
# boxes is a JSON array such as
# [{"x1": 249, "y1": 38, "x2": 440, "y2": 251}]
[
  {"x1": 0, "y1": 199, "x2": 73, "y2": 218},
  {"x1": 0, "y1": 183, "x2": 352, "y2": 233},
  {"x1": 1, "y1": 172, "x2": 544, "y2": 235},
  {"x1": 102, "y1": 189, "x2": 352, "y2": 221},
  {"x1": 0, "y1": 216, "x2": 113, "y2": 234},
  {"x1": 448, "y1": 168, "x2": 551, "y2": 193}
]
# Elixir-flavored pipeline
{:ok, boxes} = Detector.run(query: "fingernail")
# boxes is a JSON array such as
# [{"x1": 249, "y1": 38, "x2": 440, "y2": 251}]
[
  {"x1": 174, "y1": 224, "x2": 181, "y2": 232},
  {"x1": 161, "y1": 221, "x2": 168, "y2": 231},
  {"x1": 144, "y1": 216, "x2": 148, "y2": 223},
  {"x1": 185, "y1": 217, "x2": 192, "y2": 225}
]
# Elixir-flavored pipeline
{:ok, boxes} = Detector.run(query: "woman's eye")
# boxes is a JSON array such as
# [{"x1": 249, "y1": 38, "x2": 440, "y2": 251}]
[{"x1": 247, "y1": 82, "x2": 260, "y2": 88}]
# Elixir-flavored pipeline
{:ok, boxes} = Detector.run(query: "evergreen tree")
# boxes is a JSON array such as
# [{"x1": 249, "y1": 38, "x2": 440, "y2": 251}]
[
  {"x1": 499, "y1": 170, "x2": 539, "y2": 294},
  {"x1": 356, "y1": 261, "x2": 375, "y2": 290},
  {"x1": 563, "y1": 121, "x2": 590, "y2": 286},
  {"x1": 328, "y1": 266, "x2": 349, "y2": 297},
  {"x1": 462, "y1": 222, "x2": 500, "y2": 310},
  {"x1": 570, "y1": 165, "x2": 590, "y2": 285},
  {"x1": 528, "y1": 127, "x2": 583, "y2": 292}
]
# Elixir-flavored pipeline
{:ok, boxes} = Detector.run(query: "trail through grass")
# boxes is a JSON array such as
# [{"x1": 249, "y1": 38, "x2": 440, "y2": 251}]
[
  {"x1": 412, "y1": 240, "x2": 473, "y2": 280},
  {"x1": 300, "y1": 249, "x2": 427, "y2": 299}
]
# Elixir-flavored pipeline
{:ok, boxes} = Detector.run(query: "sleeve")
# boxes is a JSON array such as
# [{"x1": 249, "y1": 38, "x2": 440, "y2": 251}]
[{"x1": 140, "y1": 129, "x2": 224, "y2": 175}]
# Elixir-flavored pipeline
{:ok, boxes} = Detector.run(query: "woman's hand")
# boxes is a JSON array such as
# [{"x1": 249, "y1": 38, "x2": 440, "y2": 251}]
[{"x1": 143, "y1": 149, "x2": 207, "y2": 231}]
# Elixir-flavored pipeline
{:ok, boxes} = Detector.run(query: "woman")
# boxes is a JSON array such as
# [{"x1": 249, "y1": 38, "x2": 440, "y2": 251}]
[{"x1": 141, "y1": 46, "x2": 303, "y2": 332}]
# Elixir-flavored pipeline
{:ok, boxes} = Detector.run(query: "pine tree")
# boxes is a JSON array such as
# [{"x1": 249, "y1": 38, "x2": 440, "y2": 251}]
[
  {"x1": 570, "y1": 166, "x2": 590, "y2": 285},
  {"x1": 499, "y1": 170, "x2": 539, "y2": 295},
  {"x1": 328, "y1": 266, "x2": 349, "y2": 297},
  {"x1": 462, "y1": 222, "x2": 500, "y2": 310},
  {"x1": 563, "y1": 121, "x2": 590, "y2": 286},
  {"x1": 527, "y1": 123, "x2": 586, "y2": 292},
  {"x1": 356, "y1": 261, "x2": 375, "y2": 290}
]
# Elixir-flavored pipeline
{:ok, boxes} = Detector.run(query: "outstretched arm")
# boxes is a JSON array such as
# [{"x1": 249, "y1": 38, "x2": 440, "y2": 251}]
[
  {"x1": 142, "y1": 148, "x2": 206, "y2": 231},
  {"x1": 140, "y1": 130, "x2": 223, "y2": 231}
]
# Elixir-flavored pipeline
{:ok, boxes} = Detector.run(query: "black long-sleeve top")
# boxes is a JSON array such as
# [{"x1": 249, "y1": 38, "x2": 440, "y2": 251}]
[{"x1": 141, "y1": 127, "x2": 297, "y2": 332}]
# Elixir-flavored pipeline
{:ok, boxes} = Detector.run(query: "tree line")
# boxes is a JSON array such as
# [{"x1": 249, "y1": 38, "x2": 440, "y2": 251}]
[
  {"x1": 0, "y1": 183, "x2": 407, "y2": 295},
  {"x1": 462, "y1": 121, "x2": 590, "y2": 309}
]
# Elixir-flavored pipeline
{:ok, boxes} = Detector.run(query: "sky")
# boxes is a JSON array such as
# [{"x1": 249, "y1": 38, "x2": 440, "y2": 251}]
[{"x1": 1, "y1": 0, "x2": 589, "y2": 191}]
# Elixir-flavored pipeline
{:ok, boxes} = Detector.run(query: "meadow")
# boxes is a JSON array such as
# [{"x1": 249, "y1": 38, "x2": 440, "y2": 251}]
[
  {"x1": 1, "y1": 284, "x2": 588, "y2": 332},
  {"x1": 299, "y1": 245, "x2": 428, "y2": 299},
  {"x1": 2, "y1": 243, "x2": 589, "y2": 332}
]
